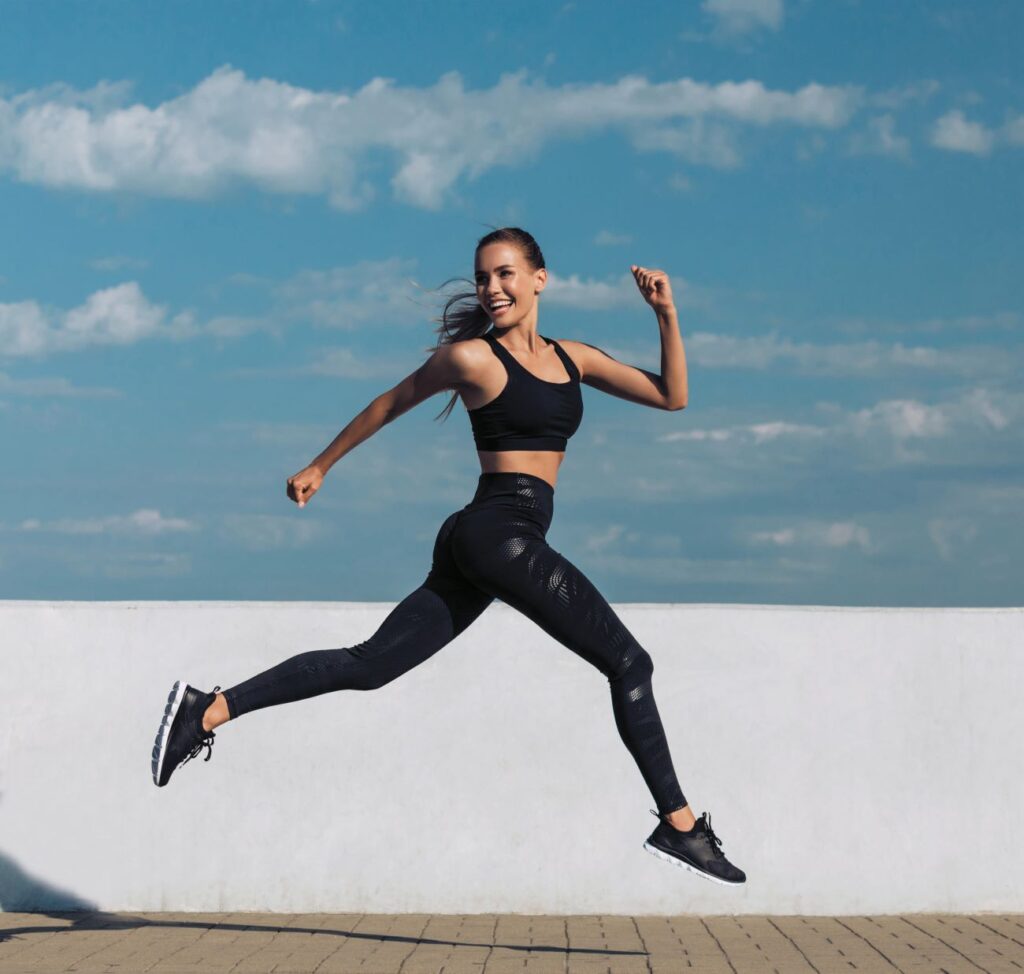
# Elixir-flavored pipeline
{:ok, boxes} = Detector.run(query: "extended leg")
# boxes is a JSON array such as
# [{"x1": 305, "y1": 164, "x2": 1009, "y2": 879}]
[
  {"x1": 219, "y1": 510, "x2": 494, "y2": 720},
  {"x1": 454, "y1": 532, "x2": 688, "y2": 816}
]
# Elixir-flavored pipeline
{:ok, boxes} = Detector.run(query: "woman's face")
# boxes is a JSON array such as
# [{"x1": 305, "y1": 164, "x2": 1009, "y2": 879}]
[{"x1": 475, "y1": 242, "x2": 547, "y2": 326}]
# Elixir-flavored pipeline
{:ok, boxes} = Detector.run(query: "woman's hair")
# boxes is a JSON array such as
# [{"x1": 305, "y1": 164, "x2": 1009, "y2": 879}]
[{"x1": 430, "y1": 226, "x2": 546, "y2": 423}]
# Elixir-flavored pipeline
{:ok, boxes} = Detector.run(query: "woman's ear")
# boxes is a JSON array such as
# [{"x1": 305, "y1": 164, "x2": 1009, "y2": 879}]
[{"x1": 534, "y1": 267, "x2": 548, "y2": 294}]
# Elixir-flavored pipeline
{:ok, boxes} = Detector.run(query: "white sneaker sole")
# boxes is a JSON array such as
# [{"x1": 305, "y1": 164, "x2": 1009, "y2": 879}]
[
  {"x1": 151, "y1": 680, "x2": 187, "y2": 786},
  {"x1": 643, "y1": 840, "x2": 744, "y2": 886}
]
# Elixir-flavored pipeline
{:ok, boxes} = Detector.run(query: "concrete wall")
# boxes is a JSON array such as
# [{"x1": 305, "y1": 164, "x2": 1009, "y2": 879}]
[{"x1": 1, "y1": 600, "x2": 1021, "y2": 916}]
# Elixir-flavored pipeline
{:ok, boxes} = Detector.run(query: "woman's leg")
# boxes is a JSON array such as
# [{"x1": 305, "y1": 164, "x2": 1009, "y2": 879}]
[
  {"x1": 217, "y1": 510, "x2": 494, "y2": 721},
  {"x1": 452, "y1": 521, "x2": 689, "y2": 819}
]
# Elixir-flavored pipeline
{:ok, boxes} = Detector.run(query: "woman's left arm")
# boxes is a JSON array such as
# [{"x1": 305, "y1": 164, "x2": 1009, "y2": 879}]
[{"x1": 561, "y1": 264, "x2": 688, "y2": 411}]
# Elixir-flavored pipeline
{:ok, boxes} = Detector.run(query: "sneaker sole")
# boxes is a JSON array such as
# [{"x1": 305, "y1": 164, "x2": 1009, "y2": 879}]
[
  {"x1": 643, "y1": 840, "x2": 744, "y2": 886},
  {"x1": 151, "y1": 680, "x2": 187, "y2": 787}
]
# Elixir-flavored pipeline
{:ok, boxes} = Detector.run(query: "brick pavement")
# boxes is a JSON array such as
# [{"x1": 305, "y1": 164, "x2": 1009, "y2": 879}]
[{"x1": 1, "y1": 912, "x2": 1022, "y2": 973}]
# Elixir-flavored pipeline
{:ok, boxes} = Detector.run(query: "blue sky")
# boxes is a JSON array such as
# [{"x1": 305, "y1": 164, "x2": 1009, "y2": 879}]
[{"x1": 1, "y1": 0, "x2": 1021, "y2": 606}]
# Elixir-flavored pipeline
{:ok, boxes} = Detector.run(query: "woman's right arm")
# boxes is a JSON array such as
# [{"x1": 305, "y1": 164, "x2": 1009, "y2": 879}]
[{"x1": 286, "y1": 341, "x2": 476, "y2": 507}]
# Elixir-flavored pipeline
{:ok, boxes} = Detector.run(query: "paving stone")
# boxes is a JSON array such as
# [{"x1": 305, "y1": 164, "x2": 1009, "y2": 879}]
[{"x1": 1, "y1": 912, "x2": 1023, "y2": 974}]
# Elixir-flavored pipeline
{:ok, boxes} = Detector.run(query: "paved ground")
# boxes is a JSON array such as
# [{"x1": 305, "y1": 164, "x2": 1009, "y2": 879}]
[{"x1": 1, "y1": 912, "x2": 1022, "y2": 973}]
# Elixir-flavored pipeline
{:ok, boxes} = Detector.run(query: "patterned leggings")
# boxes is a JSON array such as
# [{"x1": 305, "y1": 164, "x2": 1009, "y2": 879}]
[{"x1": 222, "y1": 471, "x2": 688, "y2": 815}]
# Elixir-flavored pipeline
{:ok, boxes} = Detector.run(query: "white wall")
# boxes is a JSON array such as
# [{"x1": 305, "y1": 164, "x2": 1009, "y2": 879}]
[{"x1": 1, "y1": 601, "x2": 1021, "y2": 915}]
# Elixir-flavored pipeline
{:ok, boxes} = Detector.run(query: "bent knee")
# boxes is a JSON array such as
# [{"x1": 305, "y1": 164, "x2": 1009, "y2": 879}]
[{"x1": 612, "y1": 642, "x2": 654, "y2": 682}]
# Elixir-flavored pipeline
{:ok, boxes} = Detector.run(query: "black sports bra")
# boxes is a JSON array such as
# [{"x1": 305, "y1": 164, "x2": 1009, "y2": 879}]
[{"x1": 467, "y1": 331, "x2": 584, "y2": 452}]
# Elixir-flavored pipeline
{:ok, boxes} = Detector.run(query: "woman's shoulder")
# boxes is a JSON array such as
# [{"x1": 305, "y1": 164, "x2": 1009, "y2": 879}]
[
  {"x1": 439, "y1": 334, "x2": 496, "y2": 380},
  {"x1": 447, "y1": 333, "x2": 493, "y2": 357}
]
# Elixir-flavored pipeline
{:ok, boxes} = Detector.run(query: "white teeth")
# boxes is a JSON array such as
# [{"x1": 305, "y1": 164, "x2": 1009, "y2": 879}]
[{"x1": 490, "y1": 301, "x2": 512, "y2": 309}]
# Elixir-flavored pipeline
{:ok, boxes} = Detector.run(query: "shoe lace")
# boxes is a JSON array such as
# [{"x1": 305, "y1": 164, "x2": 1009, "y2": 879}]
[
  {"x1": 702, "y1": 813, "x2": 725, "y2": 857},
  {"x1": 181, "y1": 731, "x2": 216, "y2": 766},
  {"x1": 649, "y1": 808, "x2": 725, "y2": 857},
  {"x1": 179, "y1": 685, "x2": 221, "y2": 769}
]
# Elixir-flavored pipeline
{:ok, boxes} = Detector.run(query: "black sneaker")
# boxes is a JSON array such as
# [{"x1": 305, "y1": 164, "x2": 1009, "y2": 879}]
[
  {"x1": 151, "y1": 680, "x2": 221, "y2": 787},
  {"x1": 643, "y1": 809, "x2": 746, "y2": 885}
]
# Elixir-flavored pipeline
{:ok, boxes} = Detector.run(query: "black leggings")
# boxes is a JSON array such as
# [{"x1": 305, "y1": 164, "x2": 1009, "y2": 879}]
[{"x1": 222, "y1": 472, "x2": 688, "y2": 815}]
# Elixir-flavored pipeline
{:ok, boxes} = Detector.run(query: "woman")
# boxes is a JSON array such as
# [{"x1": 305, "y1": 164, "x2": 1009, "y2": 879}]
[{"x1": 151, "y1": 227, "x2": 745, "y2": 885}]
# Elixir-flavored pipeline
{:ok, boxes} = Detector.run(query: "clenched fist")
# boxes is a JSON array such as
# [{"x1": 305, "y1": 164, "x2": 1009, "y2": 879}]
[
  {"x1": 287, "y1": 464, "x2": 324, "y2": 508},
  {"x1": 631, "y1": 264, "x2": 676, "y2": 314}
]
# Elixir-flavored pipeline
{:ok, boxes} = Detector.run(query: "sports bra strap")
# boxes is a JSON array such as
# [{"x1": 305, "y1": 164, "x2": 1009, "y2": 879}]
[
  {"x1": 482, "y1": 330, "x2": 513, "y2": 363},
  {"x1": 544, "y1": 336, "x2": 580, "y2": 382},
  {"x1": 483, "y1": 332, "x2": 579, "y2": 382}
]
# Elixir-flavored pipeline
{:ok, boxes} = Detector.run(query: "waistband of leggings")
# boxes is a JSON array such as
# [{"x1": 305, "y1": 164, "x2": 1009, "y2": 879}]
[{"x1": 471, "y1": 471, "x2": 555, "y2": 502}]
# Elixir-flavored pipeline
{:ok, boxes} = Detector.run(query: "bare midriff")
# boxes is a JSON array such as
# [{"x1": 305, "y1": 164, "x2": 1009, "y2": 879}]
[{"x1": 477, "y1": 450, "x2": 564, "y2": 490}]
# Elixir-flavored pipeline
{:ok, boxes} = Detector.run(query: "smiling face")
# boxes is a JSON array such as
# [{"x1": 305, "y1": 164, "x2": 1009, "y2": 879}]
[{"x1": 475, "y1": 241, "x2": 547, "y2": 327}]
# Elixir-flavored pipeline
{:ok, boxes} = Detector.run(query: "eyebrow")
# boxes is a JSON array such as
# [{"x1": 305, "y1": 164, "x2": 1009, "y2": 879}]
[{"x1": 475, "y1": 264, "x2": 514, "y2": 275}]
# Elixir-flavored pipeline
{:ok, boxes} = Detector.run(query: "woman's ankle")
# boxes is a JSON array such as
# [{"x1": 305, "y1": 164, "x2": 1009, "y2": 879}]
[
  {"x1": 202, "y1": 693, "x2": 230, "y2": 733},
  {"x1": 665, "y1": 804, "x2": 697, "y2": 832}
]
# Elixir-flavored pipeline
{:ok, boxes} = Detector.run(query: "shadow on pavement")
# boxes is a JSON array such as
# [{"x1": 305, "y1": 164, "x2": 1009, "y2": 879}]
[
  {"x1": 0, "y1": 850, "x2": 644, "y2": 958},
  {"x1": 0, "y1": 909, "x2": 647, "y2": 958}
]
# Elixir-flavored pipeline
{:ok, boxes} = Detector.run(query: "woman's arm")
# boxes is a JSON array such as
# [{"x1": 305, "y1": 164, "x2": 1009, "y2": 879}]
[
  {"x1": 638, "y1": 263, "x2": 688, "y2": 410},
  {"x1": 286, "y1": 341, "x2": 474, "y2": 507},
  {"x1": 559, "y1": 265, "x2": 688, "y2": 411}
]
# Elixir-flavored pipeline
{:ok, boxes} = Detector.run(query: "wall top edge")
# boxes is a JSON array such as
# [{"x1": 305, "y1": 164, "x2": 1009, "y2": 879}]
[{"x1": 0, "y1": 600, "x2": 1021, "y2": 613}]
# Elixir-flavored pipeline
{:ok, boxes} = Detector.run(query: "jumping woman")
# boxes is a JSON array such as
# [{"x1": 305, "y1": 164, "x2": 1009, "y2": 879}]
[{"x1": 151, "y1": 227, "x2": 746, "y2": 886}]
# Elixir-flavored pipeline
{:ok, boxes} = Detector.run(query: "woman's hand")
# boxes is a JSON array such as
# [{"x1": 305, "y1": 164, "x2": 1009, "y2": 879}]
[
  {"x1": 630, "y1": 264, "x2": 676, "y2": 314},
  {"x1": 287, "y1": 464, "x2": 325, "y2": 508}
]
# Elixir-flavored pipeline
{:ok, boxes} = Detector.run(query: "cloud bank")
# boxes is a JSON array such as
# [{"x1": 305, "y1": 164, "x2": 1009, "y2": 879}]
[
  {"x1": 0, "y1": 66, "x2": 863, "y2": 210},
  {"x1": 0, "y1": 282, "x2": 194, "y2": 358}
]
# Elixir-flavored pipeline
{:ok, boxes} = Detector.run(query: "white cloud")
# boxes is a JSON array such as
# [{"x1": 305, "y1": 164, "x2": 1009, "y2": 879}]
[
  {"x1": 0, "y1": 66, "x2": 862, "y2": 209},
  {"x1": 749, "y1": 527, "x2": 795, "y2": 546},
  {"x1": 594, "y1": 230, "x2": 633, "y2": 246},
  {"x1": 0, "y1": 300, "x2": 51, "y2": 357},
  {"x1": 703, "y1": 0, "x2": 784, "y2": 35},
  {"x1": 930, "y1": 109, "x2": 995, "y2": 155},
  {"x1": 750, "y1": 520, "x2": 873, "y2": 552},
  {"x1": 846, "y1": 114, "x2": 910, "y2": 160},
  {"x1": 661, "y1": 420, "x2": 824, "y2": 444},
  {"x1": 658, "y1": 387, "x2": 1020, "y2": 470},
  {"x1": 543, "y1": 271, "x2": 641, "y2": 310},
  {"x1": 543, "y1": 269, "x2": 702, "y2": 312},
  {"x1": 1, "y1": 257, "x2": 428, "y2": 359},
  {"x1": 208, "y1": 257, "x2": 431, "y2": 338},
  {"x1": 815, "y1": 388, "x2": 1019, "y2": 456},
  {"x1": 1002, "y1": 112, "x2": 1024, "y2": 146},
  {"x1": 847, "y1": 399, "x2": 948, "y2": 440},
  {"x1": 630, "y1": 117, "x2": 742, "y2": 168},
  {"x1": 20, "y1": 508, "x2": 196, "y2": 535},
  {"x1": 962, "y1": 388, "x2": 1008, "y2": 430},
  {"x1": 0, "y1": 282, "x2": 196, "y2": 358},
  {"x1": 870, "y1": 80, "x2": 941, "y2": 110},
  {"x1": 583, "y1": 523, "x2": 627, "y2": 553},
  {"x1": 683, "y1": 330, "x2": 1018, "y2": 379},
  {"x1": 823, "y1": 522, "x2": 873, "y2": 550},
  {"x1": 274, "y1": 257, "x2": 422, "y2": 329},
  {"x1": 64, "y1": 283, "x2": 167, "y2": 345}
]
